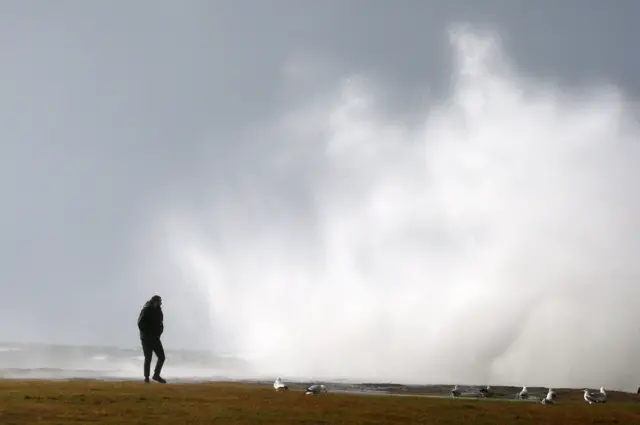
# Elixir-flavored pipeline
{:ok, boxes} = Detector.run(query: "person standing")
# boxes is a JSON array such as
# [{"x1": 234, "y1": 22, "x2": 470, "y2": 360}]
[{"x1": 137, "y1": 295, "x2": 166, "y2": 383}]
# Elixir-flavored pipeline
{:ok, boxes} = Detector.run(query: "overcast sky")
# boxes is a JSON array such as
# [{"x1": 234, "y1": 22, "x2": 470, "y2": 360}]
[{"x1": 1, "y1": 1, "x2": 638, "y2": 350}]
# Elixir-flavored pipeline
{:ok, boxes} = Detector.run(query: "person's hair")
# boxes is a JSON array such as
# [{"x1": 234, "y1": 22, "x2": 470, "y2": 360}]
[{"x1": 151, "y1": 295, "x2": 161, "y2": 302}]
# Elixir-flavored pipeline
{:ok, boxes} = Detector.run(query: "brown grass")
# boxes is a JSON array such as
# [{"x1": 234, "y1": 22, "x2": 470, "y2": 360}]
[{"x1": 0, "y1": 380, "x2": 639, "y2": 425}]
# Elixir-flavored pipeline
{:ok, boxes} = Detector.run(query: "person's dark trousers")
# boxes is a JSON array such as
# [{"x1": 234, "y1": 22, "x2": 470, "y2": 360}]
[{"x1": 141, "y1": 336, "x2": 165, "y2": 378}]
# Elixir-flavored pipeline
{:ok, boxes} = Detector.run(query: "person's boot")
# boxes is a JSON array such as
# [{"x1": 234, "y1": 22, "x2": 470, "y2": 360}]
[
  {"x1": 144, "y1": 377, "x2": 150, "y2": 383},
  {"x1": 152, "y1": 374, "x2": 167, "y2": 384}
]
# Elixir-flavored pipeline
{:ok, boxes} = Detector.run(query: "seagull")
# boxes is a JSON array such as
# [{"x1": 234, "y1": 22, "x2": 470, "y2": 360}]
[
  {"x1": 305, "y1": 384, "x2": 328, "y2": 395},
  {"x1": 541, "y1": 388, "x2": 555, "y2": 404},
  {"x1": 583, "y1": 389, "x2": 605, "y2": 404},
  {"x1": 599, "y1": 387, "x2": 607, "y2": 400},
  {"x1": 547, "y1": 388, "x2": 556, "y2": 400},
  {"x1": 451, "y1": 385, "x2": 461, "y2": 398},
  {"x1": 479, "y1": 385, "x2": 492, "y2": 397},
  {"x1": 273, "y1": 377, "x2": 288, "y2": 391},
  {"x1": 518, "y1": 386, "x2": 528, "y2": 400}
]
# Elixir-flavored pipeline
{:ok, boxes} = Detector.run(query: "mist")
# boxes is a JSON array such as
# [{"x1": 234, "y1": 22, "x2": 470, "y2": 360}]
[{"x1": 138, "y1": 25, "x2": 640, "y2": 391}]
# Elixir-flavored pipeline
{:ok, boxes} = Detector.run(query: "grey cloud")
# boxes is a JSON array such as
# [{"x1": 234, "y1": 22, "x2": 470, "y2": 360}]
[{"x1": 0, "y1": 1, "x2": 638, "y2": 387}]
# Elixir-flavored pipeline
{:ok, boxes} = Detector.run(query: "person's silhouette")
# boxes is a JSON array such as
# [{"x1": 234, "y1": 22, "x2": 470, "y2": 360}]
[{"x1": 137, "y1": 295, "x2": 166, "y2": 383}]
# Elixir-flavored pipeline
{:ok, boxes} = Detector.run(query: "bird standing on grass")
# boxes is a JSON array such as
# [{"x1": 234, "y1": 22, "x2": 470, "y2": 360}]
[
  {"x1": 450, "y1": 385, "x2": 460, "y2": 398},
  {"x1": 546, "y1": 388, "x2": 556, "y2": 400},
  {"x1": 599, "y1": 387, "x2": 607, "y2": 401},
  {"x1": 583, "y1": 388, "x2": 606, "y2": 404},
  {"x1": 479, "y1": 385, "x2": 492, "y2": 397},
  {"x1": 306, "y1": 384, "x2": 327, "y2": 395},
  {"x1": 274, "y1": 377, "x2": 289, "y2": 391},
  {"x1": 541, "y1": 388, "x2": 555, "y2": 404},
  {"x1": 518, "y1": 386, "x2": 528, "y2": 400}
]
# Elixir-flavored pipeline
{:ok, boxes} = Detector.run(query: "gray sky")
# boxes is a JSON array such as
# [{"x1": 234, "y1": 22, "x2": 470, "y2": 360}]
[{"x1": 1, "y1": 0, "x2": 639, "y2": 358}]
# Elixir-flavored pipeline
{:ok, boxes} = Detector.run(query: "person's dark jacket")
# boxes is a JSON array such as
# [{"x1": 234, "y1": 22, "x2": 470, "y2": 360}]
[{"x1": 138, "y1": 300, "x2": 164, "y2": 340}]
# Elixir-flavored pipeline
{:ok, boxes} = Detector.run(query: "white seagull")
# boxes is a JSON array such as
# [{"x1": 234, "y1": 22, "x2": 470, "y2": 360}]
[
  {"x1": 583, "y1": 388, "x2": 605, "y2": 404},
  {"x1": 273, "y1": 377, "x2": 288, "y2": 391},
  {"x1": 305, "y1": 384, "x2": 328, "y2": 395},
  {"x1": 599, "y1": 387, "x2": 607, "y2": 401},
  {"x1": 451, "y1": 385, "x2": 461, "y2": 398},
  {"x1": 547, "y1": 388, "x2": 556, "y2": 401},
  {"x1": 541, "y1": 388, "x2": 555, "y2": 404},
  {"x1": 518, "y1": 386, "x2": 528, "y2": 400},
  {"x1": 479, "y1": 385, "x2": 492, "y2": 397}
]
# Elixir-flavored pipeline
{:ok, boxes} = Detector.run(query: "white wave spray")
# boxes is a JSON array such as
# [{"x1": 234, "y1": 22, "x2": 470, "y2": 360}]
[{"x1": 146, "y1": 25, "x2": 640, "y2": 391}]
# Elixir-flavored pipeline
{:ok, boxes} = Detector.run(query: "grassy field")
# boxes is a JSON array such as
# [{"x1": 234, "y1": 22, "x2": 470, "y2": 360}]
[{"x1": 0, "y1": 380, "x2": 639, "y2": 424}]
